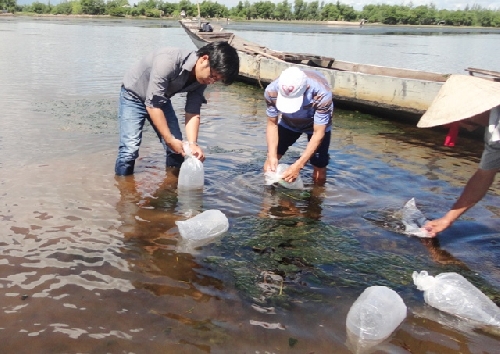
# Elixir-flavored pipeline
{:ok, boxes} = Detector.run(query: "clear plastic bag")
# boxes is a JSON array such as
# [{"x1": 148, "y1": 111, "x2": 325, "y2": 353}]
[
  {"x1": 346, "y1": 286, "x2": 407, "y2": 341},
  {"x1": 264, "y1": 163, "x2": 304, "y2": 190},
  {"x1": 178, "y1": 142, "x2": 204, "y2": 190},
  {"x1": 401, "y1": 198, "x2": 431, "y2": 238},
  {"x1": 177, "y1": 188, "x2": 203, "y2": 218},
  {"x1": 175, "y1": 209, "x2": 229, "y2": 252},
  {"x1": 413, "y1": 270, "x2": 500, "y2": 326}
]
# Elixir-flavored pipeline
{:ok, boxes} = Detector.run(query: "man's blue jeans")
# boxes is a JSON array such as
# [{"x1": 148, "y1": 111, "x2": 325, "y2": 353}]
[{"x1": 115, "y1": 86, "x2": 184, "y2": 175}]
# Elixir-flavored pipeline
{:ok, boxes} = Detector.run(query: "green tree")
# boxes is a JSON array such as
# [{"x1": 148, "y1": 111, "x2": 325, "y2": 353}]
[
  {"x1": 199, "y1": 0, "x2": 228, "y2": 18},
  {"x1": 336, "y1": 1, "x2": 356, "y2": 21},
  {"x1": 160, "y1": 2, "x2": 178, "y2": 16},
  {"x1": 12, "y1": 0, "x2": 499, "y2": 27},
  {"x1": 31, "y1": 1, "x2": 49, "y2": 13},
  {"x1": 244, "y1": 0, "x2": 256, "y2": 20},
  {"x1": 413, "y1": 5, "x2": 436, "y2": 25},
  {"x1": 321, "y1": 3, "x2": 340, "y2": 20},
  {"x1": 81, "y1": 0, "x2": 105, "y2": 15},
  {"x1": 303, "y1": 0, "x2": 319, "y2": 20},
  {"x1": 106, "y1": 0, "x2": 129, "y2": 16},
  {"x1": 436, "y1": 9, "x2": 451, "y2": 25},
  {"x1": 72, "y1": 0, "x2": 83, "y2": 14},
  {"x1": 0, "y1": 0, "x2": 17, "y2": 12},
  {"x1": 52, "y1": 1, "x2": 73, "y2": 14},
  {"x1": 229, "y1": 0, "x2": 244, "y2": 17},
  {"x1": 252, "y1": 0, "x2": 275, "y2": 19},
  {"x1": 294, "y1": 0, "x2": 305, "y2": 20},
  {"x1": 360, "y1": 4, "x2": 382, "y2": 23},
  {"x1": 178, "y1": 0, "x2": 196, "y2": 17},
  {"x1": 274, "y1": 0, "x2": 292, "y2": 20}
]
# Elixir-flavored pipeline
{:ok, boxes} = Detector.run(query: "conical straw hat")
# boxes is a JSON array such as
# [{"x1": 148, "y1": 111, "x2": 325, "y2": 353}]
[{"x1": 417, "y1": 75, "x2": 500, "y2": 128}]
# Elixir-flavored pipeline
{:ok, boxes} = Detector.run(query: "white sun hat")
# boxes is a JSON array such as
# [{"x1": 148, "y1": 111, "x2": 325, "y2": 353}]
[
  {"x1": 417, "y1": 75, "x2": 500, "y2": 128},
  {"x1": 276, "y1": 67, "x2": 308, "y2": 114}
]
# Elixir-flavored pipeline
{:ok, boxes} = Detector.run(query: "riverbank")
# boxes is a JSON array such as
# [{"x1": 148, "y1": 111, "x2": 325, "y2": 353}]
[{"x1": 3, "y1": 13, "x2": 500, "y2": 31}]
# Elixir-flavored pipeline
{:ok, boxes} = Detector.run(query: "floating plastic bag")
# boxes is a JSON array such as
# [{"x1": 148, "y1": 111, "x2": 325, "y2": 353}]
[
  {"x1": 175, "y1": 209, "x2": 229, "y2": 252},
  {"x1": 264, "y1": 164, "x2": 304, "y2": 190},
  {"x1": 412, "y1": 270, "x2": 500, "y2": 326},
  {"x1": 178, "y1": 142, "x2": 204, "y2": 190},
  {"x1": 346, "y1": 286, "x2": 407, "y2": 342},
  {"x1": 401, "y1": 198, "x2": 431, "y2": 238}
]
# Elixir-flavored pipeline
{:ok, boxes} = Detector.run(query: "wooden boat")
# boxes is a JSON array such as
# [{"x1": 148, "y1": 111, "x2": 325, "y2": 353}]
[
  {"x1": 180, "y1": 20, "x2": 451, "y2": 120},
  {"x1": 464, "y1": 67, "x2": 500, "y2": 82}
]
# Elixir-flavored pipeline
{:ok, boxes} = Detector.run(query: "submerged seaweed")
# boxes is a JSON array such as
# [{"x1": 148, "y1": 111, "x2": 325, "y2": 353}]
[{"x1": 200, "y1": 215, "x2": 500, "y2": 307}]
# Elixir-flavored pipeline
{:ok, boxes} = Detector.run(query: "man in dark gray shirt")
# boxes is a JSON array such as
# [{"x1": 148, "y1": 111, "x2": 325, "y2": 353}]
[{"x1": 115, "y1": 41, "x2": 239, "y2": 176}]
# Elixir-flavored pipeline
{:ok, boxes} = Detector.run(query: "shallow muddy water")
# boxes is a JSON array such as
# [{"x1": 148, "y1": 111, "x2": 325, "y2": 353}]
[{"x1": 0, "y1": 17, "x2": 499, "y2": 353}]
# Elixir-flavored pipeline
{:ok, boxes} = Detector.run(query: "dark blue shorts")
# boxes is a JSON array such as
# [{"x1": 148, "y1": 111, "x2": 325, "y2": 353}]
[{"x1": 277, "y1": 124, "x2": 331, "y2": 168}]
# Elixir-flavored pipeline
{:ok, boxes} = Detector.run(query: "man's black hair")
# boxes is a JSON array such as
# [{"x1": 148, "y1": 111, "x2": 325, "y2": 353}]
[{"x1": 197, "y1": 41, "x2": 239, "y2": 85}]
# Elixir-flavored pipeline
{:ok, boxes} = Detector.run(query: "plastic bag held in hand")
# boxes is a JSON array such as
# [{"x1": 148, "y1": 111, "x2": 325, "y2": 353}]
[
  {"x1": 264, "y1": 164, "x2": 304, "y2": 190},
  {"x1": 178, "y1": 141, "x2": 204, "y2": 190},
  {"x1": 413, "y1": 271, "x2": 500, "y2": 326},
  {"x1": 402, "y1": 198, "x2": 431, "y2": 238},
  {"x1": 346, "y1": 286, "x2": 407, "y2": 341}
]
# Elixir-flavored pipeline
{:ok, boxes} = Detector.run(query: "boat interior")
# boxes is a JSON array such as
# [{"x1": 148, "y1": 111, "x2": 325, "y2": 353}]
[{"x1": 180, "y1": 20, "x2": 449, "y2": 82}]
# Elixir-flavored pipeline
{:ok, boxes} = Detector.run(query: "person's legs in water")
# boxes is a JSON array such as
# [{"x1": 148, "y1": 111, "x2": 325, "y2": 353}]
[
  {"x1": 150, "y1": 101, "x2": 184, "y2": 169},
  {"x1": 115, "y1": 87, "x2": 148, "y2": 176},
  {"x1": 308, "y1": 130, "x2": 331, "y2": 185},
  {"x1": 312, "y1": 167, "x2": 327, "y2": 185},
  {"x1": 277, "y1": 124, "x2": 302, "y2": 160}
]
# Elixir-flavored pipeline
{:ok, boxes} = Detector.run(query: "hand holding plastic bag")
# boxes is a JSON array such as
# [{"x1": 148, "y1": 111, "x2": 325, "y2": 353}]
[
  {"x1": 264, "y1": 164, "x2": 304, "y2": 190},
  {"x1": 178, "y1": 142, "x2": 204, "y2": 190},
  {"x1": 413, "y1": 270, "x2": 500, "y2": 326},
  {"x1": 402, "y1": 198, "x2": 431, "y2": 238}
]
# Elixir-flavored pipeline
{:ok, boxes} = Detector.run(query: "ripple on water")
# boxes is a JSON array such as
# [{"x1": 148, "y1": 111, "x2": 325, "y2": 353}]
[{"x1": 1, "y1": 20, "x2": 499, "y2": 351}]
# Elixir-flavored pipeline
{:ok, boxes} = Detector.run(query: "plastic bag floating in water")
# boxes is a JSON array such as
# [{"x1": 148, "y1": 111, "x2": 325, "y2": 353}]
[
  {"x1": 175, "y1": 209, "x2": 229, "y2": 252},
  {"x1": 413, "y1": 270, "x2": 500, "y2": 326},
  {"x1": 264, "y1": 164, "x2": 304, "y2": 190},
  {"x1": 401, "y1": 198, "x2": 431, "y2": 238},
  {"x1": 178, "y1": 142, "x2": 204, "y2": 190},
  {"x1": 346, "y1": 286, "x2": 407, "y2": 343}
]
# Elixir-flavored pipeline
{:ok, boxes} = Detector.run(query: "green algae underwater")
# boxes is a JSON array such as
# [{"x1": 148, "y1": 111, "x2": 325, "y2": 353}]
[
  {"x1": 2, "y1": 17, "x2": 500, "y2": 352},
  {"x1": 199, "y1": 196, "x2": 500, "y2": 307}
]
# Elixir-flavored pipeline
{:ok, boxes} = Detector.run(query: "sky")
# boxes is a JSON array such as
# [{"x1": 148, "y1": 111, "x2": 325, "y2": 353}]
[{"x1": 15, "y1": 0, "x2": 500, "y2": 11}]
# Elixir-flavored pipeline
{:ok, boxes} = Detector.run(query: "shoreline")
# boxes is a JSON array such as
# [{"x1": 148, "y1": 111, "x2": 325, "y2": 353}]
[{"x1": 1, "y1": 13, "x2": 498, "y2": 30}]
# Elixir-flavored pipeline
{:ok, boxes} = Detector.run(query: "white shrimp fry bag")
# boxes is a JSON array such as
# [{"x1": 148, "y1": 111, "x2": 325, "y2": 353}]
[
  {"x1": 346, "y1": 286, "x2": 407, "y2": 341},
  {"x1": 178, "y1": 142, "x2": 204, "y2": 190},
  {"x1": 413, "y1": 270, "x2": 500, "y2": 326},
  {"x1": 176, "y1": 209, "x2": 228, "y2": 240},
  {"x1": 264, "y1": 163, "x2": 304, "y2": 190}
]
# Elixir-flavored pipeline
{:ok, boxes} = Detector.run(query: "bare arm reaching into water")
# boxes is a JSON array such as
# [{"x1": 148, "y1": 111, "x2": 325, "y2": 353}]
[{"x1": 424, "y1": 168, "x2": 498, "y2": 237}]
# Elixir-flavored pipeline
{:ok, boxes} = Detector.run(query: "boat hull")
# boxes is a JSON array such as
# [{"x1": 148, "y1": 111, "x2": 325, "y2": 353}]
[
  {"x1": 238, "y1": 51, "x2": 443, "y2": 117},
  {"x1": 180, "y1": 20, "x2": 445, "y2": 119}
]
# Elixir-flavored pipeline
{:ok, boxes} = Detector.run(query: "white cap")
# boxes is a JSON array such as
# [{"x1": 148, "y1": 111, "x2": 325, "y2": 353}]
[{"x1": 276, "y1": 67, "x2": 307, "y2": 114}]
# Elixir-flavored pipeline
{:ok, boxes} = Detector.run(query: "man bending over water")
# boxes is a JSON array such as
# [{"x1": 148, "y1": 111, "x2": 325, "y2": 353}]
[
  {"x1": 115, "y1": 42, "x2": 239, "y2": 176},
  {"x1": 263, "y1": 67, "x2": 334, "y2": 185}
]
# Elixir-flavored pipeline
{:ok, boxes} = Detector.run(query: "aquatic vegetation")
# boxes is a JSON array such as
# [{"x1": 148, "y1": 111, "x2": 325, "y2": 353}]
[
  {"x1": 32, "y1": 98, "x2": 118, "y2": 134},
  {"x1": 201, "y1": 215, "x2": 500, "y2": 306}
]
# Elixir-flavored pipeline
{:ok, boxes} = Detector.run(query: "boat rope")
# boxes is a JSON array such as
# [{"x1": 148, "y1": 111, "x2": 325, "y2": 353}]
[{"x1": 255, "y1": 56, "x2": 263, "y2": 89}]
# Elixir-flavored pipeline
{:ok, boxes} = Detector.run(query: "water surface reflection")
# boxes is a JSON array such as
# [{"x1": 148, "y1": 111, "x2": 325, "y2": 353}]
[{"x1": 0, "y1": 17, "x2": 499, "y2": 353}]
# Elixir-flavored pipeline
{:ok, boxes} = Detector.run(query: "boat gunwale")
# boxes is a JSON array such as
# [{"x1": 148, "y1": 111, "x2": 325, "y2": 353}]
[{"x1": 180, "y1": 20, "x2": 449, "y2": 83}]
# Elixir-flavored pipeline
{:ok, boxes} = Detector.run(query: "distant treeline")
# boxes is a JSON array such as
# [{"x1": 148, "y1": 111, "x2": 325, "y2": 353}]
[{"x1": 2, "y1": 0, "x2": 500, "y2": 27}]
